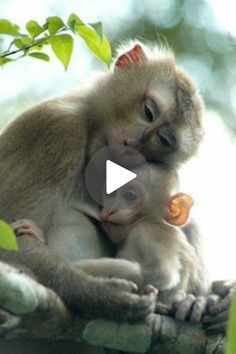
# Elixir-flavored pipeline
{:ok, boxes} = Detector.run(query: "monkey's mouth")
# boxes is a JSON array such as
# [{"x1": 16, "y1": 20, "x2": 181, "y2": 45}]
[
  {"x1": 101, "y1": 221, "x2": 125, "y2": 234},
  {"x1": 101, "y1": 221, "x2": 122, "y2": 228}
]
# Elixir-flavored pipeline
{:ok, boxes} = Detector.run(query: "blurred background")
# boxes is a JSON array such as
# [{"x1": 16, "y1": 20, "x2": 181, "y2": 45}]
[{"x1": 0, "y1": 0, "x2": 236, "y2": 280}]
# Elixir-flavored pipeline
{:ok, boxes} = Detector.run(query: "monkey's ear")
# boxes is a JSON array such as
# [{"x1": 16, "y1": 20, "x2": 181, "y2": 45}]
[
  {"x1": 114, "y1": 44, "x2": 147, "y2": 69},
  {"x1": 165, "y1": 193, "x2": 194, "y2": 226}
]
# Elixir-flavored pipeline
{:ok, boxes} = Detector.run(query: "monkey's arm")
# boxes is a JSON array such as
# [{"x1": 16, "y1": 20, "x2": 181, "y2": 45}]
[
  {"x1": 0, "y1": 235, "x2": 156, "y2": 322},
  {"x1": 74, "y1": 258, "x2": 142, "y2": 285}
]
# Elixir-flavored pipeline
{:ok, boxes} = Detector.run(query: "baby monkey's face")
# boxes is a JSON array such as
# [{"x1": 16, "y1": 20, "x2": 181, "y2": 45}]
[
  {"x1": 101, "y1": 180, "x2": 147, "y2": 226},
  {"x1": 100, "y1": 165, "x2": 176, "y2": 226},
  {"x1": 100, "y1": 163, "x2": 193, "y2": 232}
]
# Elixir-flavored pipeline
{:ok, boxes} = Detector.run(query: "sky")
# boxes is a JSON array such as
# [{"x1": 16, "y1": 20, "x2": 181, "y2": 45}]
[{"x1": 0, "y1": 0, "x2": 236, "y2": 281}]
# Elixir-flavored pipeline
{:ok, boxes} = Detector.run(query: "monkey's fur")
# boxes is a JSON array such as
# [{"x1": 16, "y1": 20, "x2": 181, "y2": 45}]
[
  {"x1": 99, "y1": 164, "x2": 209, "y2": 322},
  {"x1": 0, "y1": 41, "x2": 204, "y2": 321}
]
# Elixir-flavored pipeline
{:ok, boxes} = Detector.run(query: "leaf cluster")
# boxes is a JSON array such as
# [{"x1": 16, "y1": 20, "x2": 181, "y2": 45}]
[{"x1": 0, "y1": 15, "x2": 112, "y2": 69}]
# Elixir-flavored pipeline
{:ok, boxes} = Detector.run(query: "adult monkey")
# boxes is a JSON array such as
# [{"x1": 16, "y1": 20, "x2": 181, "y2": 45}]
[{"x1": 0, "y1": 41, "x2": 230, "y2": 331}]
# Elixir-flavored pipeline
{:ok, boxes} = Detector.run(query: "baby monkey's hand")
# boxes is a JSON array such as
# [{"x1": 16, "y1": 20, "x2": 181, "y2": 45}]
[{"x1": 11, "y1": 219, "x2": 45, "y2": 244}]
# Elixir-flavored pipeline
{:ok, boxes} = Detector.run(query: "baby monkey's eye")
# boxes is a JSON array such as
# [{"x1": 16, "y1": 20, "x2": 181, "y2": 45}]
[
  {"x1": 143, "y1": 98, "x2": 161, "y2": 123},
  {"x1": 123, "y1": 189, "x2": 138, "y2": 203}
]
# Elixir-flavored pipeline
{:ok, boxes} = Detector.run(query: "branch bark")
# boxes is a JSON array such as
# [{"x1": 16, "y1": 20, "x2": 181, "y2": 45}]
[{"x1": 0, "y1": 261, "x2": 225, "y2": 353}]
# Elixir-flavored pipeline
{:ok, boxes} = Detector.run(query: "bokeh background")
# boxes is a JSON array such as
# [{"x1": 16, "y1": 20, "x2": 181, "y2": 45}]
[{"x1": 0, "y1": 0, "x2": 236, "y2": 280}]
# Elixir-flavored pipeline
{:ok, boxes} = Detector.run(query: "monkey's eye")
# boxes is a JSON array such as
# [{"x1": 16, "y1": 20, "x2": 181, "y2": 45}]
[
  {"x1": 157, "y1": 126, "x2": 176, "y2": 149},
  {"x1": 122, "y1": 189, "x2": 138, "y2": 203},
  {"x1": 143, "y1": 98, "x2": 160, "y2": 123}
]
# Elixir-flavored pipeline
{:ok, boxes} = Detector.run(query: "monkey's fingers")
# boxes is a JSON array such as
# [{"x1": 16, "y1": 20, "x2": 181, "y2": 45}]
[
  {"x1": 172, "y1": 290, "x2": 187, "y2": 310},
  {"x1": 189, "y1": 296, "x2": 207, "y2": 323},
  {"x1": 0, "y1": 309, "x2": 21, "y2": 334},
  {"x1": 212, "y1": 280, "x2": 235, "y2": 297},
  {"x1": 202, "y1": 309, "x2": 228, "y2": 325},
  {"x1": 83, "y1": 277, "x2": 157, "y2": 321},
  {"x1": 126, "y1": 294, "x2": 157, "y2": 320},
  {"x1": 155, "y1": 302, "x2": 173, "y2": 316},
  {"x1": 207, "y1": 293, "x2": 231, "y2": 316},
  {"x1": 143, "y1": 284, "x2": 158, "y2": 296},
  {"x1": 106, "y1": 281, "x2": 157, "y2": 320},
  {"x1": 202, "y1": 310, "x2": 228, "y2": 334},
  {"x1": 174, "y1": 294, "x2": 195, "y2": 322},
  {"x1": 205, "y1": 294, "x2": 221, "y2": 312},
  {"x1": 204, "y1": 321, "x2": 227, "y2": 334},
  {"x1": 11, "y1": 219, "x2": 45, "y2": 243},
  {"x1": 108, "y1": 278, "x2": 138, "y2": 294}
]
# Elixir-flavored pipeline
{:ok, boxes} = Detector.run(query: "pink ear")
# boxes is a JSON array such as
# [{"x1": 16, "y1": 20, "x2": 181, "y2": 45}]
[{"x1": 115, "y1": 44, "x2": 146, "y2": 69}]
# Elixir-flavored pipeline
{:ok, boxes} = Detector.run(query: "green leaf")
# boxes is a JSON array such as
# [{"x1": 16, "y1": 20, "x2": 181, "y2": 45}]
[
  {"x1": 67, "y1": 13, "x2": 84, "y2": 32},
  {"x1": 0, "y1": 57, "x2": 13, "y2": 66},
  {"x1": 0, "y1": 19, "x2": 19, "y2": 36},
  {"x1": 225, "y1": 291, "x2": 236, "y2": 354},
  {"x1": 26, "y1": 20, "x2": 44, "y2": 38},
  {"x1": 75, "y1": 23, "x2": 111, "y2": 65},
  {"x1": 49, "y1": 34, "x2": 73, "y2": 69},
  {"x1": 89, "y1": 22, "x2": 103, "y2": 42},
  {"x1": 28, "y1": 52, "x2": 50, "y2": 61},
  {"x1": 67, "y1": 14, "x2": 111, "y2": 65},
  {"x1": 13, "y1": 36, "x2": 31, "y2": 49},
  {"x1": 0, "y1": 220, "x2": 18, "y2": 250},
  {"x1": 46, "y1": 16, "x2": 65, "y2": 34}
]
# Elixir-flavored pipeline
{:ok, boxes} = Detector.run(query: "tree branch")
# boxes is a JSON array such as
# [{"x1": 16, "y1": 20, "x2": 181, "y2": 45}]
[{"x1": 0, "y1": 261, "x2": 225, "y2": 353}]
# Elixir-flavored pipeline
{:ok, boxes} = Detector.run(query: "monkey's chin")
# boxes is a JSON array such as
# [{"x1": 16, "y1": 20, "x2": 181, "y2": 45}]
[
  {"x1": 101, "y1": 221, "x2": 121, "y2": 230},
  {"x1": 101, "y1": 221, "x2": 126, "y2": 235}
]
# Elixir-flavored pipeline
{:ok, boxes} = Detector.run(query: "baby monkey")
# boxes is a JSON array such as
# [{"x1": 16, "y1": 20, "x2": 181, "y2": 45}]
[{"x1": 101, "y1": 164, "x2": 208, "y2": 323}]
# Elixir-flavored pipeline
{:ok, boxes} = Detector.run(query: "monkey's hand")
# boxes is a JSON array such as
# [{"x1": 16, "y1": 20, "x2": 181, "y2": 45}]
[
  {"x1": 8, "y1": 223, "x2": 157, "y2": 322},
  {"x1": 76, "y1": 276, "x2": 158, "y2": 321},
  {"x1": 11, "y1": 219, "x2": 45, "y2": 244},
  {"x1": 166, "y1": 291, "x2": 207, "y2": 323},
  {"x1": 202, "y1": 280, "x2": 235, "y2": 334}
]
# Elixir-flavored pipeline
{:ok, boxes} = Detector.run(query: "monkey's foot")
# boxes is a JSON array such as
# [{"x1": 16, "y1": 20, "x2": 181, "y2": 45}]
[{"x1": 11, "y1": 219, "x2": 45, "y2": 243}]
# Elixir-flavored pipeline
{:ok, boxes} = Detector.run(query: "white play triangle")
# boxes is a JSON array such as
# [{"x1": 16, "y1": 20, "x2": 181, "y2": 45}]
[{"x1": 106, "y1": 160, "x2": 137, "y2": 194}]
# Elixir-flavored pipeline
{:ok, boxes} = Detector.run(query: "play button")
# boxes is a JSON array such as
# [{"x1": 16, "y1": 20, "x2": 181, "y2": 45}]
[
  {"x1": 85, "y1": 144, "x2": 150, "y2": 207},
  {"x1": 106, "y1": 160, "x2": 137, "y2": 194}
]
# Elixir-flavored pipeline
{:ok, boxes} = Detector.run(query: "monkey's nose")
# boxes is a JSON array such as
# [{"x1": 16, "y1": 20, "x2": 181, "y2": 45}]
[
  {"x1": 124, "y1": 138, "x2": 141, "y2": 150},
  {"x1": 100, "y1": 209, "x2": 117, "y2": 221}
]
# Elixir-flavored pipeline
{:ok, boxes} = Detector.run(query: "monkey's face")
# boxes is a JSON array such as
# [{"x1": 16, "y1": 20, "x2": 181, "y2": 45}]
[
  {"x1": 89, "y1": 42, "x2": 204, "y2": 168},
  {"x1": 101, "y1": 181, "x2": 148, "y2": 226}
]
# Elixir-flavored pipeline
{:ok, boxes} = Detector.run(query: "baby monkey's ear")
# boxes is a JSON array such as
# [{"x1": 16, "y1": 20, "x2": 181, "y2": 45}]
[
  {"x1": 114, "y1": 44, "x2": 147, "y2": 69},
  {"x1": 165, "y1": 193, "x2": 194, "y2": 226}
]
